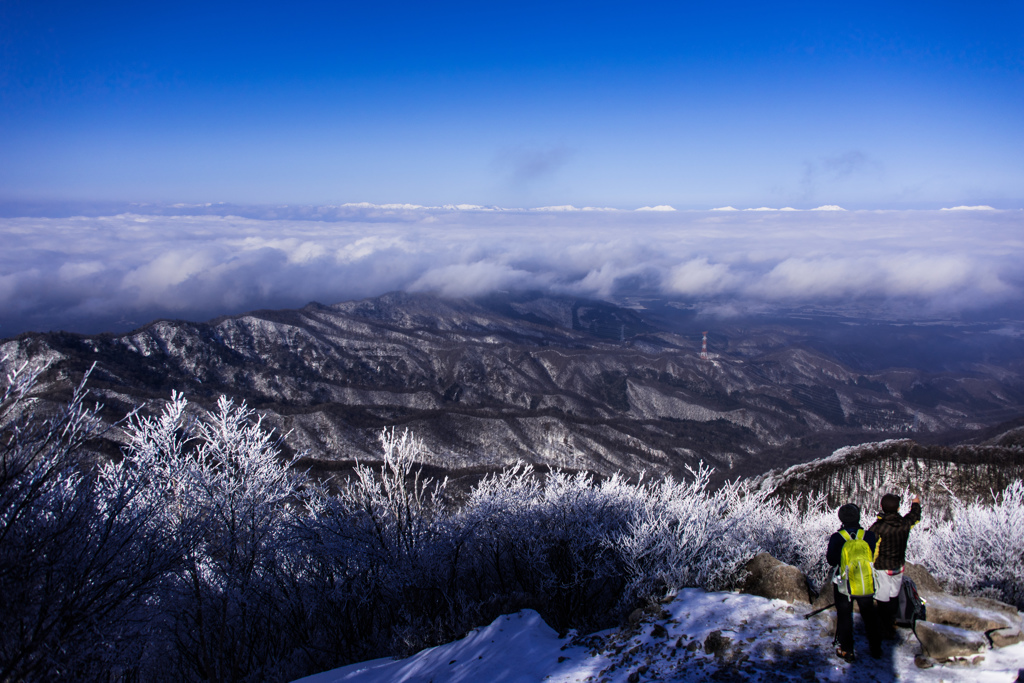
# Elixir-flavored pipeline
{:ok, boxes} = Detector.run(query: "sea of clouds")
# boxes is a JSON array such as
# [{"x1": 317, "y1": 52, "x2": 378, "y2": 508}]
[{"x1": 1, "y1": 204, "x2": 1021, "y2": 336}]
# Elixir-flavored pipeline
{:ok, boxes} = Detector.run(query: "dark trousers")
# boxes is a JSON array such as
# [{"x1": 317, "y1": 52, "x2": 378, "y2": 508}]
[
  {"x1": 876, "y1": 598, "x2": 897, "y2": 634},
  {"x1": 834, "y1": 587, "x2": 881, "y2": 655}
]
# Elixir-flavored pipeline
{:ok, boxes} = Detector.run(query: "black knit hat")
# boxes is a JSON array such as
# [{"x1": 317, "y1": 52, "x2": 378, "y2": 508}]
[
  {"x1": 881, "y1": 493, "x2": 900, "y2": 514},
  {"x1": 838, "y1": 503, "x2": 861, "y2": 527}
]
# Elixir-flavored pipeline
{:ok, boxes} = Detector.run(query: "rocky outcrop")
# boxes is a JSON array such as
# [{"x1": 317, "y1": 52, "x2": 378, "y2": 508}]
[
  {"x1": 915, "y1": 621, "x2": 987, "y2": 661},
  {"x1": 922, "y1": 592, "x2": 1022, "y2": 634},
  {"x1": 903, "y1": 563, "x2": 1024, "y2": 664},
  {"x1": 990, "y1": 627, "x2": 1024, "y2": 648},
  {"x1": 740, "y1": 553, "x2": 812, "y2": 604},
  {"x1": 904, "y1": 561, "x2": 942, "y2": 593}
]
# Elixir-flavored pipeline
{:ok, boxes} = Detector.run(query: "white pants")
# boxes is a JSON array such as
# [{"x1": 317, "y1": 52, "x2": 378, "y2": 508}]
[{"x1": 873, "y1": 567, "x2": 903, "y2": 602}]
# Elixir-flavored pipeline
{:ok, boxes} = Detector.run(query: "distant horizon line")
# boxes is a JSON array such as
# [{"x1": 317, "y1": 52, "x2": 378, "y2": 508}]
[{"x1": 0, "y1": 200, "x2": 1015, "y2": 217}]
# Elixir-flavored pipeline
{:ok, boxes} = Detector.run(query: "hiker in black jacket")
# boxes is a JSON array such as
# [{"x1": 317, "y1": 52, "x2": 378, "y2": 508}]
[
  {"x1": 826, "y1": 503, "x2": 882, "y2": 662},
  {"x1": 868, "y1": 493, "x2": 922, "y2": 636}
]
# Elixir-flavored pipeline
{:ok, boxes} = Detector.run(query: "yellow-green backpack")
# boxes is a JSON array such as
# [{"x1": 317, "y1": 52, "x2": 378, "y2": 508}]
[{"x1": 839, "y1": 529, "x2": 874, "y2": 597}]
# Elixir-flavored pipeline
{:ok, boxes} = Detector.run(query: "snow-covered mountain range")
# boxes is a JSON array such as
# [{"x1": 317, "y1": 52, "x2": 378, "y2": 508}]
[{"x1": 3, "y1": 292, "x2": 1023, "y2": 485}]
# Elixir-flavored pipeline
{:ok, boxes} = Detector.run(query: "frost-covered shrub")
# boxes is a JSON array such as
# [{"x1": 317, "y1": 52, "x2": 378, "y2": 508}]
[
  {"x1": 469, "y1": 468, "x2": 636, "y2": 630},
  {"x1": 915, "y1": 481, "x2": 1024, "y2": 609},
  {"x1": 462, "y1": 462, "x2": 805, "y2": 627},
  {"x1": 299, "y1": 428, "x2": 465, "y2": 660},
  {"x1": 616, "y1": 466, "x2": 742, "y2": 601},
  {"x1": 772, "y1": 495, "x2": 838, "y2": 590},
  {"x1": 0, "y1": 361, "x2": 180, "y2": 682},
  {"x1": 121, "y1": 393, "x2": 309, "y2": 682},
  {"x1": 614, "y1": 469, "x2": 834, "y2": 604}
]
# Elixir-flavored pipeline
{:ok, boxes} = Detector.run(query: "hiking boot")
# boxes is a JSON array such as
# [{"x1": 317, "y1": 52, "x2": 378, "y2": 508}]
[{"x1": 836, "y1": 647, "x2": 855, "y2": 663}]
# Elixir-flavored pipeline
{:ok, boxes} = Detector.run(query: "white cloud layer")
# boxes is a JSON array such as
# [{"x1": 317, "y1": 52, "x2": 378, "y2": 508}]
[{"x1": 1, "y1": 206, "x2": 1021, "y2": 334}]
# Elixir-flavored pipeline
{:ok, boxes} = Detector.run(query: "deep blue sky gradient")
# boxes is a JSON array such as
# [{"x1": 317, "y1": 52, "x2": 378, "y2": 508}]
[{"x1": 2, "y1": 1, "x2": 1022, "y2": 208}]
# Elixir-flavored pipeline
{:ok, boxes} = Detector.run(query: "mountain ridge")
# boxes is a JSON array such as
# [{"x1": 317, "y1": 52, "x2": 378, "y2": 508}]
[{"x1": 3, "y1": 292, "x2": 1023, "y2": 482}]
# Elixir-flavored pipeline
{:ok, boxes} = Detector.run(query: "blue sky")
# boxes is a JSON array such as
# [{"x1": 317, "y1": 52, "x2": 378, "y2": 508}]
[
  {"x1": 2, "y1": 2, "x2": 1024, "y2": 335},
  {"x1": 2, "y1": 1, "x2": 1022, "y2": 209}
]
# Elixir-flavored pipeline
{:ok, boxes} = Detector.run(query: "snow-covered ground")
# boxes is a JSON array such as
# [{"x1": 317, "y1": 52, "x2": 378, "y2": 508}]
[{"x1": 296, "y1": 589, "x2": 1024, "y2": 683}]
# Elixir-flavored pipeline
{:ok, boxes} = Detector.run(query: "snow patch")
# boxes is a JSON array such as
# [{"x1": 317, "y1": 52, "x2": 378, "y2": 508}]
[
  {"x1": 293, "y1": 610, "x2": 587, "y2": 683},
  {"x1": 295, "y1": 589, "x2": 1024, "y2": 683}
]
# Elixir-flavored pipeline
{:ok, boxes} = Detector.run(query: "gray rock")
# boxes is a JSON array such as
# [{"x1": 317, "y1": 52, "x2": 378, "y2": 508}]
[
  {"x1": 989, "y1": 626, "x2": 1023, "y2": 648},
  {"x1": 744, "y1": 552, "x2": 782, "y2": 581},
  {"x1": 742, "y1": 552, "x2": 812, "y2": 604},
  {"x1": 966, "y1": 596, "x2": 1024, "y2": 623},
  {"x1": 915, "y1": 621, "x2": 987, "y2": 661},
  {"x1": 922, "y1": 593, "x2": 1021, "y2": 633},
  {"x1": 903, "y1": 562, "x2": 942, "y2": 593},
  {"x1": 704, "y1": 630, "x2": 732, "y2": 658},
  {"x1": 809, "y1": 580, "x2": 834, "y2": 613}
]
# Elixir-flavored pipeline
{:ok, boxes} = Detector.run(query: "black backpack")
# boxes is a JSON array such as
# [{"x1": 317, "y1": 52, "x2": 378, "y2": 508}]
[{"x1": 895, "y1": 576, "x2": 927, "y2": 627}]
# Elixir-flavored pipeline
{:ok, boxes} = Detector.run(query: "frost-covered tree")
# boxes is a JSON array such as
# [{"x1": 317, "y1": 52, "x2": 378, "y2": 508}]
[
  {"x1": 121, "y1": 393, "x2": 309, "y2": 682},
  {"x1": 914, "y1": 481, "x2": 1024, "y2": 609},
  {"x1": 463, "y1": 467, "x2": 635, "y2": 629},
  {"x1": 299, "y1": 428, "x2": 465, "y2": 659},
  {"x1": 0, "y1": 360, "x2": 180, "y2": 682}
]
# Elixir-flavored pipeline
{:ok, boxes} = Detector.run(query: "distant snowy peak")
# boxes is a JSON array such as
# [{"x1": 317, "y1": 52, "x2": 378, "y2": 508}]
[
  {"x1": 714, "y1": 206, "x2": 800, "y2": 211},
  {"x1": 339, "y1": 202, "x2": 624, "y2": 213},
  {"x1": 530, "y1": 205, "x2": 619, "y2": 212},
  {"x1": 325, "y1": 202, "x2": 1012, "y2": 214},
  {"x1": 340, "y1": 202, "x2": 429, "y2": 210}
]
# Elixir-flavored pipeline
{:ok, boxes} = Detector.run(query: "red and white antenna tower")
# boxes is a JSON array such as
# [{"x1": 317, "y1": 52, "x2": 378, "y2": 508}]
[{"x1": 700, "y1": 331, "x2": 709, "y2": 361}]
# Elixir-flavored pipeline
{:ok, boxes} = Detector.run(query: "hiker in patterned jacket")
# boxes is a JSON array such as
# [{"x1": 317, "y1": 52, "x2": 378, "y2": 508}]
[
  {"x1": 826, "y1": 503, "x2": 882, "y2": 662},
  {"x1": 868, "y1": 493, "x2": 922, "y2": 636}
]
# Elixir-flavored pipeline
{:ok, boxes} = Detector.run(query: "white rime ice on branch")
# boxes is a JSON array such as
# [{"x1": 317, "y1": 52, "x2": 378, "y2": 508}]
[
  {"x1": 2, "y1": 358, "x2": 1023, "y2": 682},
  {"x1": 120, "y1": 392, "x2": 307, "y2": 682},
  {"x1": 0, "y1": 359, "x2": 178, "y2": 682},
  {"x1": 911, "y1": 481, "x2": 1024, "y2": 608}
]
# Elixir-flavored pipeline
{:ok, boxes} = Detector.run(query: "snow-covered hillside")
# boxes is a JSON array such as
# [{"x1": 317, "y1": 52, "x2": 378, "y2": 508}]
[
  {"x1": 8, "y1": 291, "x2": 1024, "y2": 484},
  {"x1": 297, "y1": 589, "x2": 1024, "y2": 683},
  {"x1": 752, "y1": 438, "x2": 1024, "y2": 513}
]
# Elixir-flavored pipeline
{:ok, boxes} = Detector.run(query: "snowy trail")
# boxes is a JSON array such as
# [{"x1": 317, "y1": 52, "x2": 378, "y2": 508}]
[{"x1": 296, "y1": 589, "x2": 1024, "y2": 683}]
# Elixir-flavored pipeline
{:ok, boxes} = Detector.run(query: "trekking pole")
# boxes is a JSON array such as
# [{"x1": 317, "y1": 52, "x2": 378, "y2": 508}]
[
  {"x1": 804, "y1": 566, "x2": 837, "y2": 620},
  {"x1": 803, "y1": 602, "x2": 835, "y2": 619}
]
